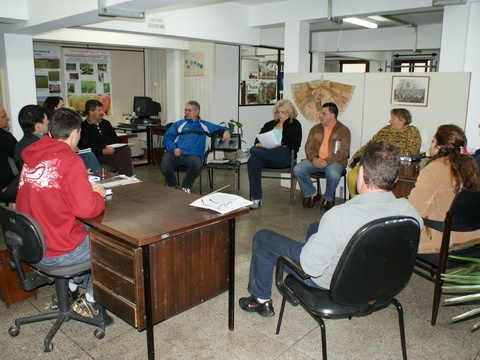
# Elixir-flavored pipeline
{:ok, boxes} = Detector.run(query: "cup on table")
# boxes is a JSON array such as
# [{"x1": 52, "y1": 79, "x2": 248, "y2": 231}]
[{"x1": 99, "y1": 168, "x2": 107, "y2": 179}]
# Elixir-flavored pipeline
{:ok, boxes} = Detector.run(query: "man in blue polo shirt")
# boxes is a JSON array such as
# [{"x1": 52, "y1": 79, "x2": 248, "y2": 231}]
[{"x1": 160, "y1": 100, "x2": 230, "y2": 192}]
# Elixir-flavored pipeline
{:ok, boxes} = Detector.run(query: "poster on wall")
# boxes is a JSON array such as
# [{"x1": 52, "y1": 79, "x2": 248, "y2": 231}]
[
  {"x1": 34, "y1": 45, "x2": 62, "y2": 105},
  {"x1": 290, "y1": 79, "x2": 355, "y2": 122},
  {"x1": 184, "y1": 51, "x2": 204, "y2": 76},
  {"x1": 63, "y1": 48, "x2": 112, "y2": 115}
]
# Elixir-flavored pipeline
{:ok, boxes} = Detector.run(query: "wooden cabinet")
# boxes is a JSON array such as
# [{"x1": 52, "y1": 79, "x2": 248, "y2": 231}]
[{"x1": 89, "y1": 221, "x2": 229, "y2": 331}]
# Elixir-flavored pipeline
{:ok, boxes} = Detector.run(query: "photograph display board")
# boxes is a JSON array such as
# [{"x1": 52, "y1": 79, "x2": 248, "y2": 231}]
[{"x1": 63, "y1": 48, "x2": 112, "y2": 115}]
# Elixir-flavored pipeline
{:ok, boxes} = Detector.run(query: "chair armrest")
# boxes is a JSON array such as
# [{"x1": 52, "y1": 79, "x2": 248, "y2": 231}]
[
  {"x1": 423, "y1": 217, "x2": 445, "y2": 232},
  {"x1": 275, "y1": 255, "x2": 310, "y2": 306}
]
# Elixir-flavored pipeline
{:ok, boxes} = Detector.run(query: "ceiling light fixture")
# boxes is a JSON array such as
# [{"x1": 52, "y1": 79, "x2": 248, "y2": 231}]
[
  {"x1": 98, "y1": 0, "x2": 145, "y2": 20},
  {"x1": 343, "y1": 17, "x2": 378, "y2": 29}
]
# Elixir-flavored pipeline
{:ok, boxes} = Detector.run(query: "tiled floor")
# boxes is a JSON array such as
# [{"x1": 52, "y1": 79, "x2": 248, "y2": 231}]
[{"x1": 1, "y1": 164, "x2": 479, "y2": 359}]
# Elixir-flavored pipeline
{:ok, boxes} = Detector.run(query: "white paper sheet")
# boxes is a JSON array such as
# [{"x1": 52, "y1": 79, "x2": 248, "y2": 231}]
[
  {"x1": 190, "y1": 193, "x2": 252, "y2": 214},
  {"x1": 108, "y1": 143, "x2": 128, "y2": 148},
  {"x1": 256, "y1": 130, "x2": 278, "y2": 149}
]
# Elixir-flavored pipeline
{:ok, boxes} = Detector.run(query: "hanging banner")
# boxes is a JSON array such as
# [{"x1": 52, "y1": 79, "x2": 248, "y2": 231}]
[
  {"x1": 34, "y1": 45, "x2": 62, "y2": 105},
  {"x1": 63, "y1": 48, "x2": 112, "y2": 116}
]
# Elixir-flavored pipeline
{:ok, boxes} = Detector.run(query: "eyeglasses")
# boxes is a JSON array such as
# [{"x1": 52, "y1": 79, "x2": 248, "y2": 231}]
[
  {"x1": 201, "y1": 198, "x2": 233, "y2": 210},
  {"x1": 184, "y1": 108, "x2": 196, "y2": 112}
]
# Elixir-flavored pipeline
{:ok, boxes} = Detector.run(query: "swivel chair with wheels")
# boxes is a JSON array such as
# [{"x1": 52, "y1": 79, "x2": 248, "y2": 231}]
[{"x1": 0, "y1": 205, "x2": 106, "y2": 352}]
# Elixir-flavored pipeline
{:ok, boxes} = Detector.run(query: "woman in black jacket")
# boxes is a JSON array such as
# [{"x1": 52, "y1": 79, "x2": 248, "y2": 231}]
[{"x1": 248, "y1": 99, "x2": 302, "y2": 208}]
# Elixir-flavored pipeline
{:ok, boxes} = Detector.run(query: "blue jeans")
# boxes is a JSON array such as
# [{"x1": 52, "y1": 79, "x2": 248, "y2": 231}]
[
  {"x1": 247, "y1": 146, "x2": 291, "y2": 200},
  {"x1": 39, "y1": 231, "x2": 93, "y2": 299},
  {"x1": 293, "y1": 159, "x2": 344, "y2": 201},
  {"x1": 247, "y1": 222, "x2": 322, "y2": 300},
  {"x1": 160, "y1": 152, "x2": 203, "y2": 189}
]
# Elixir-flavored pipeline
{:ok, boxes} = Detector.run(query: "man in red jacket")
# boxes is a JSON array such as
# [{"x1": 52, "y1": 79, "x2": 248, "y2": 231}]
[{"x1": 16, "y1": 108, "x2": 112, "y2": 325}]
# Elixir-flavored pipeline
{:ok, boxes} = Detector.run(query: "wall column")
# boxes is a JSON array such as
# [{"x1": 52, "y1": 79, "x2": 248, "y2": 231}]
[
  {"x1": 0, "y1": 33, "x2": 37, "y2": 139},
  {"x1": 439, "y1": 1, "x2": 480, "y2": 149},
  {"x1": 283, "y1": 20, "x2": 309, "y2": 73},
  {"x1": 165, "y1": 50, "x2": 184, "y2": 122}
]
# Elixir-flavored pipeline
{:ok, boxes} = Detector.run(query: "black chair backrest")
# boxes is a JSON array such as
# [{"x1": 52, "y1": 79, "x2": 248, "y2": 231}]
[
  {"x1": 210, "y1": 133, "x2": 241, "y2": 151},
  {"x1": 0, "y1": 205, "x2": 46, "y2": 264},
  {"x1": 330, "y1": 216, "x2": 420, "y2": 306},
  {"x1": 447, "y1": 189, "x2": 480, "y2": 233}
]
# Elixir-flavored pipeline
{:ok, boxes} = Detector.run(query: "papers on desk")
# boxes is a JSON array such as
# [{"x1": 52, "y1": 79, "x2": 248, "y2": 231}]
[
  {"x1": 190, "y1": 193, "x2": 252, "y2": 214},
  {"x1": 107, "y1": 143, "x2": 128, "y2": 148},
  {"x1": 90, "y1": 175, "x2": 142, "y2": 188},
  {"x1": 256, "y1": 130, "x2": 278, "y2": 149}
]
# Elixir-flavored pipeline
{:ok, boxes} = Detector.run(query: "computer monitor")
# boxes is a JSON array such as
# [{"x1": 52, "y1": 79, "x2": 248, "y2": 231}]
[{"x1": 133, "y1": 96, "x2": 161, "y2": 117}]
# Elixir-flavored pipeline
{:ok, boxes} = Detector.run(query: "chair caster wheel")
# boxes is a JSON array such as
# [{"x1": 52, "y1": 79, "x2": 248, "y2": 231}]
[
  {"x1": 44, "y1": 342, "x2": 53, "y2": 352},
  {"x1": 8, "y1": 326, "x2": 20, "y2": 337},
  {"x1": 94, "y1": 328, "x2": 105, "y2": 339}
]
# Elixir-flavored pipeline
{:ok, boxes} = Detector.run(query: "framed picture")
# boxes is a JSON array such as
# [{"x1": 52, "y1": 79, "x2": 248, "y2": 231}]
[{"x1": 391, "y1": 76, "x2": 430, "y2": 107}]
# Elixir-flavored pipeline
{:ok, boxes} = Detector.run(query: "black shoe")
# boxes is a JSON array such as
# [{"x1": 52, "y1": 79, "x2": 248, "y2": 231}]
[
  {"x1": 239, "y1": 296, "x2": 275, "y2": 317},
  {"x1": 72, "y1": 295, "x2": 114, "y2": 327}
]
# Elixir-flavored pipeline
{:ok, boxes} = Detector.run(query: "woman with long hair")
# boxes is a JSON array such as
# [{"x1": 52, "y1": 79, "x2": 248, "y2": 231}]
[{"x1": 408, "y1": 124, "x2": 480, "y2": 254}]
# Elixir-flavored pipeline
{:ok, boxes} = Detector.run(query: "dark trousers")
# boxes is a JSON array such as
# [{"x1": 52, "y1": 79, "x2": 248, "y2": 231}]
[
  {"x1": 247, "y1": 146, "x2": 291, "y2": 200},
  {"x1": 160, "y1": 152, "x2": 203, "y2": 189},
  {"x1": 97, "y1": 145, "x2": 133, "y2": 176}
]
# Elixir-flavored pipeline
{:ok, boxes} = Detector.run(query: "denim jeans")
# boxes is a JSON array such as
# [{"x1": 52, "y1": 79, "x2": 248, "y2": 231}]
[
  {"x1": 247, "y1": 222, "x2": 322, "y2": 300},
  {"x1": 247, "y1": 146, "x2": 291, "y2": 200},
  {"x1": 160, "y1": 152, "x2": 203, "y2": 189},
  {"x1": 39, "y1": 231, "x2": 94, "y2": 299},
  {"x1": 293, "y1": 159, "x2": 344, "y2": 201}
]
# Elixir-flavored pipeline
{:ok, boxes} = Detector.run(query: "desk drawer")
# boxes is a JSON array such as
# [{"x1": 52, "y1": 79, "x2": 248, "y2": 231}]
[{"x1": 89, "y1": 230, "x2": 144, "y2": 328}]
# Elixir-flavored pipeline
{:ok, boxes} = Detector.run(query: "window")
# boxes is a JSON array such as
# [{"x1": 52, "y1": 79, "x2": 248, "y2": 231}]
[
  {"x1": 239, "y1": 46, "x2": 284, "y2": 105},
  {"x1": 340, "y1": 60, "x2": 369, "y2": 73}
]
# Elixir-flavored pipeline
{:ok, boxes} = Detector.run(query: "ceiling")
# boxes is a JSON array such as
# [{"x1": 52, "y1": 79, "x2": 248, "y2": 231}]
[{"x1": 311, "y1": 9, "x2": 444, "y2": 32}]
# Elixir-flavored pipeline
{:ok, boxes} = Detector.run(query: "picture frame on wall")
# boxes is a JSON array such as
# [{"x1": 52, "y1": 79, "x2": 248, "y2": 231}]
[{"x1": 391, "y1": 76, "x2": 430, "y2": 107}]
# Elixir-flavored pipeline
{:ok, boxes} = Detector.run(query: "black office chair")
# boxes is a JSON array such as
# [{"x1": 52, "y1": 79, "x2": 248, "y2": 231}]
[
  {"x1": 275, "y1": 216, "x2": 421, "y2": 360},
  {"x1": 309, "y1": 167, "x2": 348, "y2": 205},
  {"x1": 0, "y1": 205, "x2": 106, "y2": 352},
  {"x1": 260, "y1": 149, "x2": 297, "y2": 202},
  {"x1": 205, "y1": 133, "x2": 242, "y2": 194},
  {"x1": 414, "y1": 189, "x2": 480, "y2": 326}
]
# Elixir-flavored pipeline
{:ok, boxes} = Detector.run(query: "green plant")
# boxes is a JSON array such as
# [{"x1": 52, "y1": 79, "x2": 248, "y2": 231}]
[
  {"x1": 219, "y1": 119, "x2": 243, "y2": 139},
  {"x1": 442, "y1": 255, "x2": 480, "y2": 331}
]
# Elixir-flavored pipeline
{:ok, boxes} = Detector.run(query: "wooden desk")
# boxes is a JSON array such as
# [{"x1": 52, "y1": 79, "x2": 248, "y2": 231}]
[
  {"x1": 82, "y1": 182, "x2": 249, "y2": 359},
  {"x1": 393, "y1": 159, "x2": 427, "y2": 198}
]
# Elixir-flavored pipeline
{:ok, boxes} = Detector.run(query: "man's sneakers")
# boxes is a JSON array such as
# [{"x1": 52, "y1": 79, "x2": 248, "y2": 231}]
[
  {"x1": 239, "y1": 296, "x2": 275, "y2": 317},
  {"x1": 72, "y1": 294, "x2": 114, "y2": 326}
]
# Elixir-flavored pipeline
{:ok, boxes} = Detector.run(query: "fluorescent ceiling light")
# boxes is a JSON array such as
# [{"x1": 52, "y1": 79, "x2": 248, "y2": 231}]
[
  {"x1": 98, "y1": 0, "x2": 144, "y2": 20},
  {"x1": 343, "y1": 17, "x2": 378, "y2": 29}
]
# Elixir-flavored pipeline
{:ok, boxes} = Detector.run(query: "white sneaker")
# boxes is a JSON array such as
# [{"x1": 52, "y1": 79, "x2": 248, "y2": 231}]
[
  {"x1": 250, "y1": 199, "x2": 261, "y2": 209},
  {"x1": 182, "y1": 188, "x2": 191, "y2": 193}
]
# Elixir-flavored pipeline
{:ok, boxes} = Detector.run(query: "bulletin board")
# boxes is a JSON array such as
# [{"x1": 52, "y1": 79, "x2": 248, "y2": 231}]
[{"x1": 284, "y1": 72, "x2": 470, "y2": 159}]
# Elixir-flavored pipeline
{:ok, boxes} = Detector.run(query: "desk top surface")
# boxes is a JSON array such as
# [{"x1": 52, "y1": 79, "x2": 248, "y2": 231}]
[
  {"x1": 398, "y1": 158, "x2": 428, "y2": 181},
  {"x1": 82, "y1": 182, "x2": 249, "y2": 247}
]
